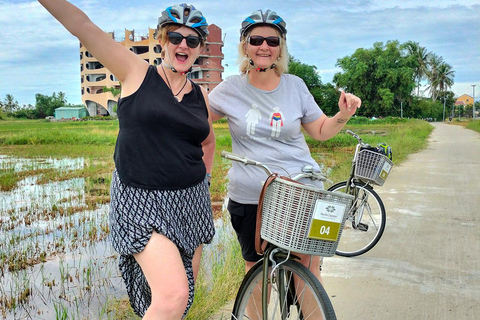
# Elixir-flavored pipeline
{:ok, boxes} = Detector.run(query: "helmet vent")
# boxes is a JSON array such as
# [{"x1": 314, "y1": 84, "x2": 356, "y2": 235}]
[
  {"x1": 184, "y1": 8, "x2": 190, "y2": 17},
  {"x1": 190, "y1": 17, "x2": 201, "y2": 24}
]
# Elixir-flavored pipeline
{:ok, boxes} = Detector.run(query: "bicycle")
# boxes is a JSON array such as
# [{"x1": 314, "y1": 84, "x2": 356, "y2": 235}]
[
  {"x1": 327, "y1": 129, "x2": 394, "y2": 257},
  {"x1": 221, "y1": 150, "x2": 354, "y2": 320}
]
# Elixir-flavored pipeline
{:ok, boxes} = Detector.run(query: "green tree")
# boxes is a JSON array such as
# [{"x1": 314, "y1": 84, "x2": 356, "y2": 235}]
[
  {"x1": 2, "y1": 94, "x2": 19, "y2": 113},
  {"x1": 311, "y1": 83, "x2": 340, "y2": 116},
  {"x1": 287, "y1": 56, "x2": 342, "y2": 116},
  {"x1": 102, "y1": 86, "x2": 121, "y2": 97},
  {"x1": 288, "y1": 56, "x2": 322, "y2": 89},
  {"x1": 35, "y1": 92, "x2": 67, "y2": 118},
  {"x1": 333, "y1": 41, "x2": 416, "y2": 117},
  {"x1": 425, "y1": 53, "x2": 444, "y2": 102},
  {"x1": 405, "y1": 41, "x2": 431, "y2": 96}
]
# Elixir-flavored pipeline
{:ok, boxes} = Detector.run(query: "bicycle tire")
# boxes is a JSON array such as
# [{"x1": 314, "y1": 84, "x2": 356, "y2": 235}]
[
  {"x1": 231, "y1": 259, "x2": 336, "y2": 320},
  {"x1": 328, "y1": 180, "x2": 386, "y2": 257}
]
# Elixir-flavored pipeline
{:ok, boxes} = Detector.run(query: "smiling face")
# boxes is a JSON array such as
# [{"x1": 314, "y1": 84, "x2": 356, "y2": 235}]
[
  {"x1": 159, "y1": 25, "x2": 203, "y2": 73},
  {"x1": 245, "y1": 26, "x2": 281, "y2": 70}
]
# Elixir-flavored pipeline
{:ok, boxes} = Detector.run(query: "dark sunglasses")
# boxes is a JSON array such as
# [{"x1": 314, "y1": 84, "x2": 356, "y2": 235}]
[
  {"x1": 167, "y1": 32, "x2": 201, "y2": 48},
  {"x1": 248, "y1": 35, "x2": 281, "y2": 47}
]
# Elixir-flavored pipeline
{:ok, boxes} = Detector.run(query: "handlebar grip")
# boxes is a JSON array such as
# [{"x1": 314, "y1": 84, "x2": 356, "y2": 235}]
[
  {"x1": 346, "y1": 129, "x2": 355, "y2": 136},
  {"x1": 221, "y1": 150, "x2": 261, "y2": 166}
]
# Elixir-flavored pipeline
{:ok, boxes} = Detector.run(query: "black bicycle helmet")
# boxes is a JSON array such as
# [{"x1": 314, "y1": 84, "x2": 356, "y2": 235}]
[
  {"x1": 157, "y1": 3, "x2": 209, "y2": 40},
  {"x1": 240, "y1": 9, "x2": 287, "y2": 40}
]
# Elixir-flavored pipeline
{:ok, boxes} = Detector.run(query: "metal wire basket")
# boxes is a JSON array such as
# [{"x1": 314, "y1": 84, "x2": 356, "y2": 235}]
[
  {"x1": 354, "y1": 149, "x2": 394, "y2": 186},
  {"x1": 260, "y1": 177, "x2": 353, "y2": 256}
]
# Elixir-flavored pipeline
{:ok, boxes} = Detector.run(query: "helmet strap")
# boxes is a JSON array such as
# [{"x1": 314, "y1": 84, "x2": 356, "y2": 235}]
[
  {"x1": 163, "y1": 51, "x2": 193, "y2": 75},
  {"x1": 249, "y1": 59, "x2": 276, "y2": 72}
]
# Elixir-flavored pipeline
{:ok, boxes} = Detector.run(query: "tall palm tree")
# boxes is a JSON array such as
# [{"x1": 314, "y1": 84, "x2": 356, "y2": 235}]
[
  {"x1": 405, "y1": 41, "x2": 431, "y2": 96},
  {"x1": 426, "y1": 53, "x2": 444, "y2": 102},
  {"x1": 436, "y1": 62, "x2": 455, "y2": 121},
  {"x1": 3, "y1": 94, "x2": 19, "y2": 113},
  {"x1": 437, "y1": 62, "x2": 455, "y2": 93}
]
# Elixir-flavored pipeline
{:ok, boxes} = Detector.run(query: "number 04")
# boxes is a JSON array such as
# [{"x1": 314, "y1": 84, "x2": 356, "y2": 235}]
[{"x1": 320, "y1": 225, "x2": 330, "y2": 235}]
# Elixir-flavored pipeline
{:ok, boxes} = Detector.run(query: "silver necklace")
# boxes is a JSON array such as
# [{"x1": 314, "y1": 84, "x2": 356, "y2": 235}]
[{"x1": 161, "y1": 64, "x2": 188, "y2": 101}]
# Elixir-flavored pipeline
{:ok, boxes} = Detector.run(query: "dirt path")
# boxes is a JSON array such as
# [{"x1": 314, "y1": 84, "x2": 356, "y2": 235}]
[
  {"x1": 210, "y1": 122, "x2": 480, "y2": 319},
  {"x1": 323, "y1": 122, "x2": 480, "y2": 319}
]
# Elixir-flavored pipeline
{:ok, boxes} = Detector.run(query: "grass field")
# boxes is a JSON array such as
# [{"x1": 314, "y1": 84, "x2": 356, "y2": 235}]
[{"x1": 0, "y1": 117, "x2": 435, "y2": 319}]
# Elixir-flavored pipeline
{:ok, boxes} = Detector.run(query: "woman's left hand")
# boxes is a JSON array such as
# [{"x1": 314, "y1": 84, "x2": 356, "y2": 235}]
[{"x1": 338, "y1": 91, "x2": 361, "y2": 116}]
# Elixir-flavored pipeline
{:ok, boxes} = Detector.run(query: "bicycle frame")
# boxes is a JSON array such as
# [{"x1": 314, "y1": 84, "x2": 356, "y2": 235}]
[
  {"x1": 222, "y1": 150, "x2": 338, "y2": 319},
  {"x1": 328, "y1": 130, "x2": 389, "y2": 257}
]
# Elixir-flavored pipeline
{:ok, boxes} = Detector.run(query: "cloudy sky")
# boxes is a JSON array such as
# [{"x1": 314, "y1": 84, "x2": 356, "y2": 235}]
[{"x1": 1, "y1": 0, "x2": 479, "y2": 106}]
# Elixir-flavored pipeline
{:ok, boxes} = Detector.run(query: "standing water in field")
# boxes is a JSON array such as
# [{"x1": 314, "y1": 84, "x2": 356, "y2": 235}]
[{"x1": 0, "y1": 155, "x2": 233, "y2": 319}]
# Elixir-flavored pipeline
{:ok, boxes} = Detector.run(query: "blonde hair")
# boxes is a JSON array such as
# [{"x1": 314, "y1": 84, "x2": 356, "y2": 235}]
[
  {"x1": 156, "y1": 24, "x2": 205, "y2": 59},
  {"x1": 237, "y1": 27, "x2": 288, "y2": 75}
]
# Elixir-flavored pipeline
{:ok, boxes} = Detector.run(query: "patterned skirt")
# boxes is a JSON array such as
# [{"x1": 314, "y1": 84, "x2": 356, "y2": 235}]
[{"x1": 109, "y1": 170, "x2": 215, "y2": 318}]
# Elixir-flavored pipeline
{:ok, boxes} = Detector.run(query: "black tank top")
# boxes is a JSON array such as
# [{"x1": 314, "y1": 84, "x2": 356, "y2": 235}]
[{"x1": 114, "y1": 65, "x2": 210, "y2": 190}]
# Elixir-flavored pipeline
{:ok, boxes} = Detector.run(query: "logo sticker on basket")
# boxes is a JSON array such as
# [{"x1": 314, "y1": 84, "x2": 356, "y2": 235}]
[
  {"x1": 380, "y1": 161, "x2": 393, "y2": 180},
  {"x1": 308, "y1": 200, "x2": 347, "y2": 241}
]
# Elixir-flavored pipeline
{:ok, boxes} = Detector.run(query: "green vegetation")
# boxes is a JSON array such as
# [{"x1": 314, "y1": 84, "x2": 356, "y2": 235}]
[{"x1": 0, "y1": 117, "x2": 439, "y2": 318}]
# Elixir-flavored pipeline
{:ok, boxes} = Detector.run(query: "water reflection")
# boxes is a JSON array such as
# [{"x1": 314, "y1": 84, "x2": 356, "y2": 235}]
[{"x1": 0, "y1": 155, "x2": 233, "y2": 319}]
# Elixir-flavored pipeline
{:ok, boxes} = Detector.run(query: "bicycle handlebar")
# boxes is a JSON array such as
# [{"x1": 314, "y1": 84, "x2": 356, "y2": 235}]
[
  {"x1": 221, "y1": 150, "x2": 328, "y2": 182},
  {"x1": 346, "y1": 129, "x2": 362, "y2": 142}
]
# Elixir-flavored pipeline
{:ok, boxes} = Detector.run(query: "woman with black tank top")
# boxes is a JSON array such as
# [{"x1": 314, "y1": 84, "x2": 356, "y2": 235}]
[{"x1": 38, "y1": 1, "x2": 215, "y2": 319}]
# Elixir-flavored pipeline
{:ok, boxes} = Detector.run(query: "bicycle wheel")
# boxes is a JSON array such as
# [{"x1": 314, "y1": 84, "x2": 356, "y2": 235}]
[
  {"x1": 231, "y1": 259, "x2": 336, "y2": 320},
  {"x1": 328, "y1": 180, "x2": 386, "y2": 257}
]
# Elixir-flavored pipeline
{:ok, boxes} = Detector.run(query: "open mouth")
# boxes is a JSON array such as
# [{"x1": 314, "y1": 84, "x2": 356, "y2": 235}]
[{"x1": 176, "y1": 52, "x2": 188, "y2": 62}]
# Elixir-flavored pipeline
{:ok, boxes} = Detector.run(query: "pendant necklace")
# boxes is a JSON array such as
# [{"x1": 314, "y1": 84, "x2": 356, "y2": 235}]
[{"x1": 161, "y1": 64, "x2": 188, "y2": 101}]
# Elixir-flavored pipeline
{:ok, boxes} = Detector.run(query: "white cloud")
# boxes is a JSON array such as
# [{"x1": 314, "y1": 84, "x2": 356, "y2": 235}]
[{"x1": 0, "y1": 0, "x2": 479, "y2": 105}]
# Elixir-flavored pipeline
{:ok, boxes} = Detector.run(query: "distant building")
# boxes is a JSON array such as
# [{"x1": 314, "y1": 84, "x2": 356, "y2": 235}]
[
  {"x1": 80, "y1": 24, "x2": 224, "y2": 117},
  {"x1": 54, "y1": 106, "x2": 88, "y2": 120},
  {"x1": 455, "y1": 94, "x2": 474, "y2": 106}
]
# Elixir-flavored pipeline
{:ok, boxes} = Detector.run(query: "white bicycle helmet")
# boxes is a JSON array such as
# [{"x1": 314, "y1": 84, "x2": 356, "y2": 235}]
[
  {"x1": 157, "y1": 3, "x2": 209, "y2": 39},
  {"x1": 240, "y1": 9, "x2": 287, "y2": 40}
]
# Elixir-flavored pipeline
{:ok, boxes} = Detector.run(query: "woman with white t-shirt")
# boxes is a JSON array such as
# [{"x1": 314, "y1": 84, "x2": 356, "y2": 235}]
[{"x1": 208, "y1": 8, "x2": 361, "y2": 297}]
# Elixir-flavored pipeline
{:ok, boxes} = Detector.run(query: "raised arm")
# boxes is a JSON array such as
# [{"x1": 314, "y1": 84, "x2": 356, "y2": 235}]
[{"x1": 38, "y1": 0, "x2": 147, "y2": 94}]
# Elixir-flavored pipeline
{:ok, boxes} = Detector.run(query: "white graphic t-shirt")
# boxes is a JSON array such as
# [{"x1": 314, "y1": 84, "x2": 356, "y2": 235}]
[{"x1": 209, "y1": 74, "x2": 324, "y2": 204}]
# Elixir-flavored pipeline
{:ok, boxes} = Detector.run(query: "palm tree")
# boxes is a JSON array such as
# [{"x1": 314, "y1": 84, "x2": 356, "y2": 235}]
[
  {"x1": 437, "y1": 63, "x2": 455, "y2": 93},
  {"x1": 405, "y1": 41, "x2": 431, "y2": 96},
  {"x1": 426, "y1": 53, "x2": 444, "y2": 102},
  {"x1": 3, "y1": 94, "x2": 19, "y2": 113},
  {"x1": 436, "y1": 62, "x2": 455, "y2": 121}
]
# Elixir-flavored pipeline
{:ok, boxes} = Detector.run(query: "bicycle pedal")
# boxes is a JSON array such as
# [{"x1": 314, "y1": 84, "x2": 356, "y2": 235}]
[{"x1": 357, "y1": 223, "x2": 369, "y2": 232}]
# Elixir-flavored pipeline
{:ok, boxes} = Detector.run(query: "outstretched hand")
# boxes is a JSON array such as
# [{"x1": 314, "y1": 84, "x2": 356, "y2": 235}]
[{"x1": 338, "y1": 91, "x2": 361, "y2": 116}]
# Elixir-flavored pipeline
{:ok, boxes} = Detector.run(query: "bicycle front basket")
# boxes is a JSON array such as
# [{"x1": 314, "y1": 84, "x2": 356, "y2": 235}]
[
  {"x1": 355, "y1": 149, "x2": 394, "y2": 186},
  {"x1": 260, "y1": 177, "x2": 353, "y2": 257}
]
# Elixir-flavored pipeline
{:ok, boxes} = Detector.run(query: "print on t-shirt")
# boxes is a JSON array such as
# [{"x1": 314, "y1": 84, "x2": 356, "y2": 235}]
[
  {"x1": 269, "y1": 107, "x2": 284, "y2": 138},
  {"x1": 245, "y1": 103, "x2": 262, "y2": 135}
]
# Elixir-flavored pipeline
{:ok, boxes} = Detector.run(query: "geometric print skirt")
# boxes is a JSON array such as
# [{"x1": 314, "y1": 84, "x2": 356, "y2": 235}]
[{"x1": 109, "y1": 170, "x2": 215, "y2": 318}]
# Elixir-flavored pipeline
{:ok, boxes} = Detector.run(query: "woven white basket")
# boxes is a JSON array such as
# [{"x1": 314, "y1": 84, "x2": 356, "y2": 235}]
[
  {"x1": 355, "y1": 149, "x2": 394, "y2": 186},
  {"x1": 260, "y1": 177, "x2": 353, "y2": 256}
]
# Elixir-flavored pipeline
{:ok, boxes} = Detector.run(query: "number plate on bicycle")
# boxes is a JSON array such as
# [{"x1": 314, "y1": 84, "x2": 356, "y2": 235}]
[{"x1": 307, "y1": 200, "x2": 347, "y2": 241}]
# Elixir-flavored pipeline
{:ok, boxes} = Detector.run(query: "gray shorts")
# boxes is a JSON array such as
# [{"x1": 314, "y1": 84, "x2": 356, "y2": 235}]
[{"x1": 109, "y1": 170, "x2": 215, "y2": 318}]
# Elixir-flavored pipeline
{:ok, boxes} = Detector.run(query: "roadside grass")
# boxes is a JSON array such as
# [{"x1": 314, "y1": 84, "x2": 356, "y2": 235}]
[
  {"x1": 0, "y1": 117, "x2": 432, "y2": 318},
  {"x1": 466, "y1": 119, "x2": 480, "y2": 133},
  {"x1": 447, "y1": 117, "x2": 480, "y2": 134},
  {"x1": 308, "y1": 119, "x2": 433, "y2": 187}
]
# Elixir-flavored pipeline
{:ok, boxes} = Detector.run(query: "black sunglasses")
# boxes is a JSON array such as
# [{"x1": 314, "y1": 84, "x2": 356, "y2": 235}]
[
  {"x1": 167, "y1": 32, "x2": 201, "y2": 48},
  {"x1": 248, "y1": 35, "x2": 281, "y2": 47}
]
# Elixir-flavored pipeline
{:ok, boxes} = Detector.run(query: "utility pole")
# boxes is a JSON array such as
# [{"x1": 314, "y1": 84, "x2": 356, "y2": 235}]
[{"x1": 473, "y1": 84, "x2": 476, "y2": 119}]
